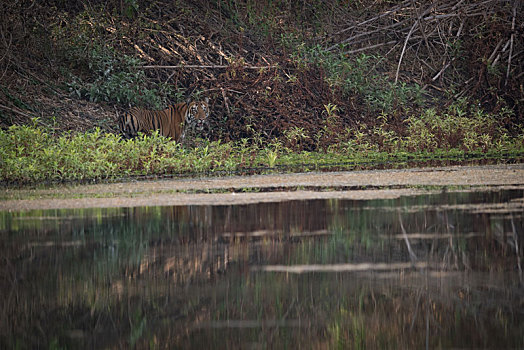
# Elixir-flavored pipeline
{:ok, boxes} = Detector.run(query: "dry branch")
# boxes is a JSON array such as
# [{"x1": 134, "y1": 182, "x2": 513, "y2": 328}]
[
  {"x1": 395, "y1": 3, "x2": 436, "y2": 83},
  {"x1": 395, "y1": 19, "x2": 419, "y2": 84},
  {"x1": 332, "y1": 0, "x2": 411, "y2": 37},
  {"x1": 432, "y1": 58, "x2": 454, "y2": 81},
  {"x1": 0, "y1": 103, "x2": 33, "y2": 119},
  {"x1": 327, "y1": 21, "x2": 405, "y2": 51},
  {"x1": 343, "y1": 40, "x2": 398, "y2": 55}
]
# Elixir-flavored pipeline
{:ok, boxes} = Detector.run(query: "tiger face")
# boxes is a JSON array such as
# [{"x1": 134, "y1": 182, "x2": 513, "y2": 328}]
[
  {"x1": 185, "y1": 97, "x2": 210, "y2": 133},
  {"x1": 119, "y1": 109, "x2": 140, "y2": 140}
]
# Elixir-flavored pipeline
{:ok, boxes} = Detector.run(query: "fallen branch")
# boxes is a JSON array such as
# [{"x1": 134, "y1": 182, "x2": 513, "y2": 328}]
[
  {"x1": 0, "y1": 103, "x2": 33, "y2": 119},
  {"x1": 332, "y1": 0, "x2": 410, "y2": 37},
  {"x1": 432, "y1": 58, "x2": 455, "y2": 81},
  {"x1": 327, "y1": 21, "x2": 405, "y2": 51},
  {"x1": 203, "y1": 87, "x2": 244, "y2": 94},
  {"x1": 395, "y1": 3, "x2": 436, "y2": 83},
  {"x1": 343, "y1": 40, "x2": 397, "y2": 55},
  {"x1": 487, "y1": 39, "x2": 504, "y2": 65}
]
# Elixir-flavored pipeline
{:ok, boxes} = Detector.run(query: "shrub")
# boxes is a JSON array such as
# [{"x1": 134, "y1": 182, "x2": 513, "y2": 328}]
[
  {"x1": 402, "y1": 102, "x2": 513, "y2": 152},
  {"x1": 290, "y1": 45, "x2": 424, "y2": 113}
]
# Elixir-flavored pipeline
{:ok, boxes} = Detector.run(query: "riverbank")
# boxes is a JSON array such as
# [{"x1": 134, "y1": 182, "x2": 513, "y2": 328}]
[{"x1": 2, "y1": 164, "x2": 523, "y2": 211}]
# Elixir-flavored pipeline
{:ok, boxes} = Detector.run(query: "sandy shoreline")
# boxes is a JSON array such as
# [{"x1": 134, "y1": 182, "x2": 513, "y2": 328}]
[{"x1": 1, "y1": 164, "x2": 523, "y2": 211}]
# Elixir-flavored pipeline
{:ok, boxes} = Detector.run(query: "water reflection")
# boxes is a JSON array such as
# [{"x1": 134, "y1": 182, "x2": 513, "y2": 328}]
[{"x1": 1, "y1": 190, "x2": 523, "y2": 348}]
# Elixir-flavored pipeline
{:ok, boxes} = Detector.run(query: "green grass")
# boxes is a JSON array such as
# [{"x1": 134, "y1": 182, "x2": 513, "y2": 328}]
[{"x1": 1, "y1": 114, "x2": 523, "y2": 185}]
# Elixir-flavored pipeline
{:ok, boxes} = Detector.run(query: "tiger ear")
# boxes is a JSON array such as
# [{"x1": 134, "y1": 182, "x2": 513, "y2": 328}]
[
  {"x1": 204, "y1": 97, "x2": 209, "y2": 104},
  {"x1": 185, "y1": 97, "x2": 191, "y2": 104}
]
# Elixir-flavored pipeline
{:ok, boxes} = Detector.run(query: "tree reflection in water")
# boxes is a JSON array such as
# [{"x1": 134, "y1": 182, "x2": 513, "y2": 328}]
[{"x1": 1, "y1": 189, "x2": 523, "y2": 348}]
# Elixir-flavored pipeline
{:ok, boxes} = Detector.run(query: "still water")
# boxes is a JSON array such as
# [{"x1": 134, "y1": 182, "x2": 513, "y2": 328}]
[{"x1": 1, "y1": 189, "x2": 523, "y2": 348}]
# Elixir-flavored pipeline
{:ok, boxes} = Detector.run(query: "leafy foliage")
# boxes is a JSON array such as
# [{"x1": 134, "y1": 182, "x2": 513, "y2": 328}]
[
  {"x1": 1, "y1": 114, "x2": 522, "y2": 185},
  {"x1": 291, "y1": 44, "x2": 424, "y2": 113}
]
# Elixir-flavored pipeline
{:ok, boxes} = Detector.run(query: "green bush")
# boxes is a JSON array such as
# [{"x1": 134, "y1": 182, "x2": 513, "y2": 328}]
[
  {"x1": 290, "y1": 44, "x2": 424, "y2": 113},
  {"x1": 402, "y1": 101, "x2": 516, "y2": 152},
  {"x1": 65, "y1": 47, "x2": 180, "y2": 108},
  {"x1": 1, "y1": 122, "x2": 158, "y2": 183},
  {"x1": 0, "y1": 121, "x2": 265, "y2": 184}
]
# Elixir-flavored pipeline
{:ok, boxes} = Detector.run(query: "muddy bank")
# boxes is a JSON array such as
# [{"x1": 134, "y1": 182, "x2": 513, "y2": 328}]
[{"x1": 1, "y1": 164, "x2": 523, "y2": 211}]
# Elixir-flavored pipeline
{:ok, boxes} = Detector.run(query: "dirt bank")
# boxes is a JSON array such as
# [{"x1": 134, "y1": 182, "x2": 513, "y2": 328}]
[{"x1": 1, "y1": 164, "x2": 523, "y2": 211}]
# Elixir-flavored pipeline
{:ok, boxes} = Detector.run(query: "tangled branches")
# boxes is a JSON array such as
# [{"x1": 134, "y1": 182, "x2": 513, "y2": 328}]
[{"x1": 324, "y1": 0, "x2": 522, "y2": 110}]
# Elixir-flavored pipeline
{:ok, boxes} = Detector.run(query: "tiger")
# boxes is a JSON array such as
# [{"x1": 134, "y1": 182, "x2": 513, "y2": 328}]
[{"x1": 119, "y1": 98, "x2": 210, "y2": 142}]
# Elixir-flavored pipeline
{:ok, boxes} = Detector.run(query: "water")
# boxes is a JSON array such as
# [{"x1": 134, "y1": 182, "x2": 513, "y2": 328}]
[{"x1": 1, "y1": 189, "x2": 523, "y2": 348}]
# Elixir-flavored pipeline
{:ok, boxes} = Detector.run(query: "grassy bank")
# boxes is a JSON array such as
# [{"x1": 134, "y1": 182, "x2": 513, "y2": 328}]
[{"x1": 1, "y1": 111, "x2": 522, "y2": 185}]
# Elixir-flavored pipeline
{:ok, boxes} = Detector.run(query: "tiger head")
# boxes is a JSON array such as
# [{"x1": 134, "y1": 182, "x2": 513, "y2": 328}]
[
  {"x1": 185, "y1": 97, "x2": 210, "y2": 133},
  {"x1": 118, "y1": 109, "x2": 139, "y2": 140}
]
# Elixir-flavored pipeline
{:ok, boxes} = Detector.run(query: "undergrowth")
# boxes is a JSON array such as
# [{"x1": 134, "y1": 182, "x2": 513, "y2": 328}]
[
  {"x1": 1, "y1": 111, "x2": 522, "y2": 185},
  {"x1": 51, "y1": 9, "x2": 184, "y2": 109},
  {"x1": 288, "y1": 42, "x2": 425, "y2": 114}
]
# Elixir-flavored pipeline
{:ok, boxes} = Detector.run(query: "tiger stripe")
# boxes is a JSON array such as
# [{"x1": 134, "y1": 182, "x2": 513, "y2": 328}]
[{"x1": 119, "y1": 99, "x2": 209, "y2": 142}]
